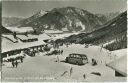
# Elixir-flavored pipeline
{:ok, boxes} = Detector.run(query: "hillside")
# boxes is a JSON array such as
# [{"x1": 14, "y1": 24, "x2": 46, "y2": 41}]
[
  {"x1": 2, "y1": 17, "x2": 23, "y2": 27},
  {"x1": 96, "y1": 12, "x2": 120, "y2": 22},
  {"x1": 1, "y1": 26, "x2": 12, "y2": 33},
  {"x1": 60, "y1": 11, "x2": 127, "y2": 51},
  {"x1": 13, "y1": 10, "x2": 48, "y2": 28},
  {"x1": 14, "y1": 7, "x2": 107, "y2": 33}
]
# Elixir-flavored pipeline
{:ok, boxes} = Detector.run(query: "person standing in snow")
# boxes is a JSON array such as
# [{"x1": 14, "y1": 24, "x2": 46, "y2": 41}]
[
  {"x1": 15, "y1": 61, "x2": 18, "y2": 68},
  {"x1": 20, "y1": 57, "x2": 23, "y2": 63},
  {"x1": 83, "y1": 74, "x2": 86, "y2": 79},
  {"x1": 12, "y1": 60, "x2": 15, "y2": 68},
  {"x1": 70, "y1": 67, "x2": 73, "y2": 76},
  {"x1": 57, "y1": 56, "x2": 59, "y2": 62},
  {"x1": 58, "y1": 50, "x2": 60, "y2": 55},
  {"x1": 100, "y1": 45, "x2": 103, "y2": 52},
  {"x1": 61, "y1": 50, "x2": 63, "y2": 55}
]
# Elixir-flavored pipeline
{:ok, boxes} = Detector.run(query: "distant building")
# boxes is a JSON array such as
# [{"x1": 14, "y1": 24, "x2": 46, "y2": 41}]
[
  {"x1": 62, "y1": 27, "x2": 69, "y2": 32},
  {"x1": 44, "y1": 30, "x2": 63, "y2": 34},
  {"x1": 16, "y1": 34, "x2": 38, "y2": 42},
  {"x1": 38, "y1": 33, "x2": 51, "y2": 41}
]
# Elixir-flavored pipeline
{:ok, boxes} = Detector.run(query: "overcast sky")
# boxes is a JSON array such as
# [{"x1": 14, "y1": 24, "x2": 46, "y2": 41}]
[{"x1": 2, "y1": 0, "x2": 127, "y2": 18}]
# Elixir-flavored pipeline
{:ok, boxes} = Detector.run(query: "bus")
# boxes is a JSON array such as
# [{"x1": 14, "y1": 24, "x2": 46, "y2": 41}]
[{"x1": 65, "y1": 53, "x2": 88, "y2": 65}]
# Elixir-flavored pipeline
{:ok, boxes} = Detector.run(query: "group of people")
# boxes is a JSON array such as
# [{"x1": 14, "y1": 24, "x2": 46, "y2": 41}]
[
  {"x1": 46, "y1": 49, "x2": 63, "y2": 56},
  {"x1": 56, "y1": 49, "x2": 63, "y2": 55},
  {"x1": 12, "y1": 60, "x2": 18, "y2": 68},
  {"x1": 11, "y1": 56, "x2": 24, "y2": 68}
]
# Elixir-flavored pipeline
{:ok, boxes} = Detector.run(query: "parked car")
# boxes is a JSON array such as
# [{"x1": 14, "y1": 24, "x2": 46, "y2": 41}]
[{"x1": 65, "y1": 53, "x2": 88, "y2": 65}]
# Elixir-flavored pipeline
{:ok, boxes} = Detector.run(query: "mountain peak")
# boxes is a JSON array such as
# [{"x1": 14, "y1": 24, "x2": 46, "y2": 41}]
[
  {"x1": 12, "y1": 7, "x2": 108, "y2": 34},
  {"x1": 66, "y1": 6, "x2": 76, "y2": 9},
  {"x1": 35, "y1": 10, "x2": 47, "y2": 17}
]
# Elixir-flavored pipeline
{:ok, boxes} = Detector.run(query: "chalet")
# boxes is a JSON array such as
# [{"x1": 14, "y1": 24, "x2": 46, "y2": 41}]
[
  {"x1": 2, "y1": 36, "x2": 46, "y2": 59},
  {"x1": 1, "y1": 33, "x2": 52, "y2": 60}
]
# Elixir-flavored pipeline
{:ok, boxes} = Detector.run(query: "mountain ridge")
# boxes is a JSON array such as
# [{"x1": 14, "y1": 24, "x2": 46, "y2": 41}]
[
  {"x1": 12, "y1": 7, "x2": 108, "y2": 33},
  {"x1": 59, "y1": 11, "x2": 127, "y2": 51}
]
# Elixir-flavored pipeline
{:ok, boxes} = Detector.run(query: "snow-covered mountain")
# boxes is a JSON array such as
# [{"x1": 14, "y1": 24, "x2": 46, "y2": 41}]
[
  {"x1": 60, "y1": 11, "x2": 127, "y2": 51},
  {"x1": 13, "y1": 7, "x2": 107, "y2": 34}
]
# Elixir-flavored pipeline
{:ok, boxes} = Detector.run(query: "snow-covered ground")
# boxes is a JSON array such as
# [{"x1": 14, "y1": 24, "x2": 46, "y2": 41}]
[
  {"x1": 52, "y1": 32, "x2": 79, "y2": 40},
  {"x1": 2, "y1": 44, "x2": 127, "y2": 82},
  {"x1": 111, "y1": 48, "x2": 127, "y2": 59}
]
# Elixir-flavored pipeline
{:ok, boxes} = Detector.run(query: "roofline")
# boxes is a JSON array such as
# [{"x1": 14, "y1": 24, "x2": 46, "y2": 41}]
[
  {"x1": 106, "y1": 64, "x2": 127, "y2": 77},
  {"x1": 69, "y1": 53, "x2": 86, "y2": 56},
  {"x1": 2, "y1": 44, "x2": 45, "y2": 54}
]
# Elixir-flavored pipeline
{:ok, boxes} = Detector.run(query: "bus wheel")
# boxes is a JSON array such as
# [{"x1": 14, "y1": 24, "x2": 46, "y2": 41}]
[{"x1": 76, "y1": 62, "x2": 79, "y2": 65}]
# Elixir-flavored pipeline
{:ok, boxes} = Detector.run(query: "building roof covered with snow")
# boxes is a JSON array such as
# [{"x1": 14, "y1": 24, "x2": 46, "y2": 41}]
[
  {"x1": 38, "y1": 33, "x2": 51, "y2": 41},
  {"x1": 16, "y1": 34, "x2": 38, "y2": 42},
  {"x1": 6, "y1": 27, "x2": 34, "y2": 33},
  {"x1": 106, "y1": 55, "x2": 127, "y2": 77},
  {"x1": 16, "y1": 35, "x2": 37, "y2": 40},
  {"x1": 2, "y1": 34, "x2": 18, "y2": 43},
  {"x1": 2, "y1": 36, "x2": 46, "y2": 53}
]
